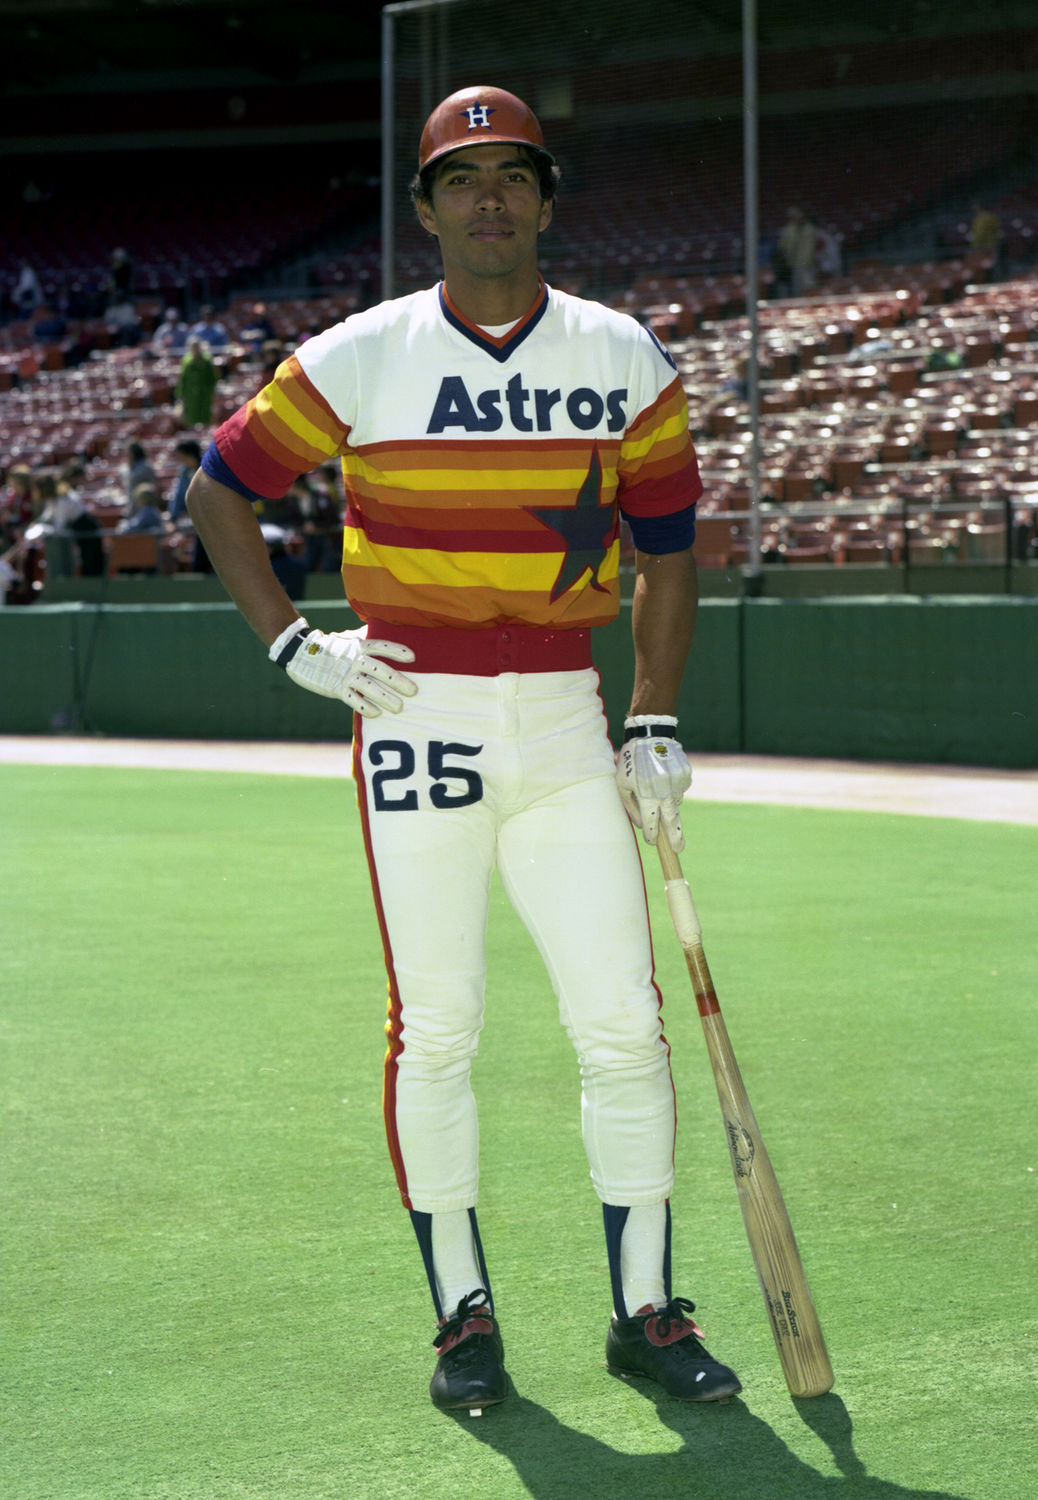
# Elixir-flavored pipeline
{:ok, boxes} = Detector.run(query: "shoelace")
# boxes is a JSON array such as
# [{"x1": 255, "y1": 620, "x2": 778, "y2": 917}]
[
  {"x1": 433, "y1": 1289, "x2": 492, "y2": 1350},
  {"x1": 649, "y1": 1297, "x2": 705, "y2": 1342}
]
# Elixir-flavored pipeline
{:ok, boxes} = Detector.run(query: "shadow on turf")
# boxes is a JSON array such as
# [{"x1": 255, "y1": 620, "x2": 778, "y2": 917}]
[{"x1": 447, "y1": 1380, "x2": 967, "y2": 1500}]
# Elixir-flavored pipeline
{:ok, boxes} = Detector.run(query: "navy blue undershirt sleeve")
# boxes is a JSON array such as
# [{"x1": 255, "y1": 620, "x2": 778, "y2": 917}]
[
  {"x1": 623, "y1": 502, "x2": 697, "y2": 555},
  {"x1": 200, "y1": 440, "x2": 266, "y2": 502}
]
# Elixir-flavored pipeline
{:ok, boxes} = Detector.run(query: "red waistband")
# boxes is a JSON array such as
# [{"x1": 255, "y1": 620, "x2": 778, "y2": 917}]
[{"x1": 364, "y1": 619, "x2": 594, "y2": 675}]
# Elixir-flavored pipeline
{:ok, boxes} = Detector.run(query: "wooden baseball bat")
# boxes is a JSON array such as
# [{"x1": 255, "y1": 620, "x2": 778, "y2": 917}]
[{"x1": 656, "y1": 831, "x2": 834, "y2": 1398}]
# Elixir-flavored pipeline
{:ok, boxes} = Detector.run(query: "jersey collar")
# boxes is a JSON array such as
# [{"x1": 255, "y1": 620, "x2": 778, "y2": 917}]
[{"x1": 438, "y1": 278, "x2": 549, "y2": 363}]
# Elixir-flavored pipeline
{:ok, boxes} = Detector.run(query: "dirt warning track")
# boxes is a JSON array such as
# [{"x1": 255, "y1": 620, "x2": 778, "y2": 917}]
[{"x1": 1, "y1": 736, "x2": 1035, "y2": 825}]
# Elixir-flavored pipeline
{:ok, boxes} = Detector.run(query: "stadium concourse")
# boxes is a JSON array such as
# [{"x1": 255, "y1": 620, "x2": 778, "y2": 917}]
[{"x1": 1, "y1": 736, "x2": 1035, "y2": 826}]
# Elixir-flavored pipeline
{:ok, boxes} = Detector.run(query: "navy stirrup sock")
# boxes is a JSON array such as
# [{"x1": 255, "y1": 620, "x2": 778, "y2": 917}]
[
  {"x1": 410, "y1": 1207, "x2": 494, "y2": 1320},
  {"x1": 602, "y1": 1201, "x2": 673, "y2": 1320}
]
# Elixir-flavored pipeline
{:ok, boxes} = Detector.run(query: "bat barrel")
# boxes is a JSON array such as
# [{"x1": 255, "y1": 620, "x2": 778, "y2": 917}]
[{"x1": 656, "y1": 834, "x2": 834, "y2": 1398}]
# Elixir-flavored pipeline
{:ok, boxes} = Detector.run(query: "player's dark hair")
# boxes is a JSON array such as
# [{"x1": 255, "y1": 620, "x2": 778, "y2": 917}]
[{"x1": 409, "y1": 145, "x2": 560, "y2": 216}]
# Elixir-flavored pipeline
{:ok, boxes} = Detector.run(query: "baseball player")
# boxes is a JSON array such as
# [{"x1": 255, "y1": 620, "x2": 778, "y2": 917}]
[{"x1": 187, "y1": 86, "x2": 741, "y2": 1415}]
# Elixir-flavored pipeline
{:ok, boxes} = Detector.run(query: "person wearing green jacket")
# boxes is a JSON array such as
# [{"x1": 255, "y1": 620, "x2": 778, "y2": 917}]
[{"x1": 176, "y1": 339, "x2": 219, "y2": 427}]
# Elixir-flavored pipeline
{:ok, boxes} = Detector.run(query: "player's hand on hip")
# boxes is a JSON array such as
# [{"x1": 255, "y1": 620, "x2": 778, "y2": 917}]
[
  {"x1": 615, "y1": 715, "x2": 692, "y2": 851},
  {"x1": 269, "y1": 618, "x2": 417, "y2": 717}
]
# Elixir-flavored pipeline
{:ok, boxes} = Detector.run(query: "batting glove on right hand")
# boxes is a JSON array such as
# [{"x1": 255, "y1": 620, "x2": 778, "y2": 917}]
[
  {"x1": 269, "y1": 618, "x2": 417, "y2": 718},
  {"x1": 615, "y1": 715, "x2": 692, "y2": 851}
]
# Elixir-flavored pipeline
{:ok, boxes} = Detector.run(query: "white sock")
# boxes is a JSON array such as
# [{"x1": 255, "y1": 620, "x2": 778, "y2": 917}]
[
  {"x1": 431, "y1": 1210, "x2": 484, "y2": 1316},
  {"x1": 621, "y1": 1202, "x2": 668, "y2": 1313}
]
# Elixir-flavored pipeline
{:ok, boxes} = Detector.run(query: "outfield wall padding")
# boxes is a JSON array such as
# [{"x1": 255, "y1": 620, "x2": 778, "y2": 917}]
[
  {"x1": 739, "y1": 597, "x2": 1036, "y2": 767},
  {"x1": 3, "y1": 596, "x2": 1035, "y2": 766}
]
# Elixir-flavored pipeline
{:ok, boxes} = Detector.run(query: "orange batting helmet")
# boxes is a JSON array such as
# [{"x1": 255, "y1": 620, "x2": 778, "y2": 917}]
[{"x1": 418, "y1": 86, "x2": 555, "y2": 171}]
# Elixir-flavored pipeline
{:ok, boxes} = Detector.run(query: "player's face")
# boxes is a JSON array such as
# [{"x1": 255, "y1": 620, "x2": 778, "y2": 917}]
[{"x1": 418, "y1": 145, "x2": 552, "y2": 292}]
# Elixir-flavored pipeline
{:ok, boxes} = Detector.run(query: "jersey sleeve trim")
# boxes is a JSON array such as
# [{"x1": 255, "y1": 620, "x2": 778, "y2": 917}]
[
  {"x1": 208, "y1": 353, "x2": 351, "y2": 500},
  {"x1": 200, "y1": 439, "x2": 266, "y2": 501},
  {"x1": 616, "y1": 375, "x2": 702, "y2": 520}
]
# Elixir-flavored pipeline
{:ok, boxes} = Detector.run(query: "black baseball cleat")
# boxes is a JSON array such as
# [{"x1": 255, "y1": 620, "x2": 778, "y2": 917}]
[
  {"x1": 430, "y1": 1289, "x2": 509, "y2": 1414},
  {"x1": 606, "y1": 1297, "x2": 742, "y2": 1402}
]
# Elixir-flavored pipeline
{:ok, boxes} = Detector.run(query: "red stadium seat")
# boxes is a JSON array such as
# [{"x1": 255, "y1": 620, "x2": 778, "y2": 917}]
[{"x1": 106, "y1": 533, "x2": 161, "y2": 575}]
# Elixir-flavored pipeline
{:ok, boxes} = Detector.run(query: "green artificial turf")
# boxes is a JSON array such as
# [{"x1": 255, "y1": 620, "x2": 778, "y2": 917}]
[{"x1": 2, "y1": 763, "x2": 1036, "y2": 1499}]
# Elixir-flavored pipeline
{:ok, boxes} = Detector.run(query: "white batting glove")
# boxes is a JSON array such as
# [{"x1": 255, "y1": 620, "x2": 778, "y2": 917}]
[
  {"x1": 269, "y1": 617, "x2": 417, "y2": 718},
  {"x1": 615, "y1": 714, "x2": 692, "y2": 851}
]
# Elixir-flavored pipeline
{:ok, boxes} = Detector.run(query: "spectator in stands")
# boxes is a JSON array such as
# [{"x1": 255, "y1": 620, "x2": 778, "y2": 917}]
[
  {"x1": 187, "y1": 305, "x2": 229, "y2": 349},
  {"x1": 62, "y1": 323, "x2": 96, "y2": 368},
  {"x1": 257, "y1": 339, "x2": 285, "y2": 389},
  {"x1": 152, "y1": 307, "x2": 190, "y2": 353},
  {"x1": 969, "y1": 203, "x2": 1001, "y2": 252},
  {"x1": 167, "y1": 437, "x2": 212, "y2": 571},
  {"x1": 105, "y1": 248, "x2": 141, "y2": 345},
  {"x1": 125, "y1": 441, "x2": 158, "y2": 504},
  {"x1": 1012, "y1": 505, "x2": 1036, "y2": 562},
  {"x1": 1, "y1": 464, "x2": 35, "y2": 548},
  {"x1": 925, "y1": 346, "x2": 963, "y2": 372},
  {"x1": 59, "y1": 459, "x2": 87, "y2": 504},
  {"x1": 255, "y1": 477, "x2": 304, "y2": 534},
  {"x1": 0, "y1": 540, "x2": 23, "y2": 604},
  {"x1": 12, "y1": 261, "x2": 43, "y2": 321},
  {"x1": 0, "y1": 494, "x2": 41, "y2": 601},
  {"x1": 769, "y1": 237, "x2": 792, "y2": 299},
  {"x1": 2, "y1": 470, "x2": 47, "y2": 600},
  {"x1": 118, "y1": 483, "x2": 167, "y2": 535},
  {"x1": 108, "y1": 248, "x2": 133, "y2": 301},
  {"x1": 262, "y1": 523, "x2": 307, "y2": 600},
  {"x1": 34, "y1": 468, "x2": 85, "y2": 578},
  {"x1": 815, "y1": 225, "x2": 843, "y2": 281},
  {"x1": 32, "y1": 305, "x2": 68, "y2": 343},
  {"x1": 778, "y1": 206, "x2": 816, "y2": 298},
  {"x1": 241, "y1": 302, "x2": 277, "y2": 351},
  {"x1": 168, "y1": 439, "x2": 203, "y2": 526},
  {"x1": 29, "y1": 470, "x2": 58, "y2": 521},
  {"x1": 107, "y1": 300, "x2": 142, "y2": 346},
  {"x1": 56, "y1": 460, "x2": 104, "y2": 576},
  {"x1": 969, "y1": 203, "x2": 1005, "y2": 277},
  {"x1": 316, "y1": 462, "x2": 345, "y2": 561},
  {"x1": 69, "y1": 510, "x2": 105, "y2": 576},
  {"x1": 35, "y1": 468, "x2": 81, "y2": 528},
  {"x1": 294, "y1": 467, "x2": 343, "y2": 572},
  {"x1": 176, "y1": 339, "x2": 220, "y2": 427}
]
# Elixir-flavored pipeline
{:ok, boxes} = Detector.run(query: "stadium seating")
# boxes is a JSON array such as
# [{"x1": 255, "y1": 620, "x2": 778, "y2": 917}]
[
  {"x1": 106, "y1": 532, "x2": 162, "y2": 576},
  {"x1": 3, "y1": 245, "x2": 1038, "y2": 590},
  {"x1": 1, "y1": 178, "x2": 377, "y2": 324}
]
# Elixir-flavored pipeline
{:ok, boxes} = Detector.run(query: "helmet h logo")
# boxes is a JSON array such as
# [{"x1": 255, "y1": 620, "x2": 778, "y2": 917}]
[{"x1": 462, "y1": 102, "x2": 495, "y2": 130}]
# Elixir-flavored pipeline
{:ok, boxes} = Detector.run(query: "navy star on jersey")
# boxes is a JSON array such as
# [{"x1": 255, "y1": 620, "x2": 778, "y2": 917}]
[{"x1": 526, "y1": 448, "x2": 614, "y2": 601}]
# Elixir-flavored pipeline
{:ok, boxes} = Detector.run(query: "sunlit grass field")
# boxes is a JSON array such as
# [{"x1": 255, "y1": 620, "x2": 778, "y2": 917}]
[{"x1": 3, "y1": 762, "x2": 1036, "y2": 1499}]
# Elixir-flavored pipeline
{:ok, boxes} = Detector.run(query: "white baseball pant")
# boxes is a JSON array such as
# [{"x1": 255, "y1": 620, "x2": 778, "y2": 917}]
[{"x1": 352, "y1": 666, "x2": 677, "y2": 1214}]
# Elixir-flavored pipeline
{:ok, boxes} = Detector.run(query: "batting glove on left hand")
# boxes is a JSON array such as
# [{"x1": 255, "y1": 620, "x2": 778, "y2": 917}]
[
  {"x1": 615, "y1": 714, "x2": 692, "y2": 851},
  {"x1": 269, "y1": 618, "x2": 417, "y2": 718}
]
